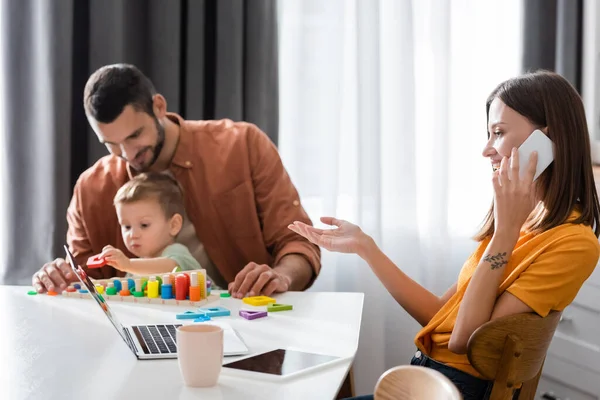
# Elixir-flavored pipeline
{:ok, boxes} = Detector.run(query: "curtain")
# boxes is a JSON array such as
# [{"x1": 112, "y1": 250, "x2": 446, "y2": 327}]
[
  {"x1": 278, "y1": 0, "x2": 524, "y2": 395},
  {"x1": 0, "y1": 0, "x2": 279, "y2": 284},
  {"x1": 522, "y1": 0, "x2": 583, "y2": 91}
]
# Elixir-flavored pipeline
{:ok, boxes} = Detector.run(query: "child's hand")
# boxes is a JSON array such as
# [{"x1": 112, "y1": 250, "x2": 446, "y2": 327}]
[{"x1": 101, "y1": 245, "x2": 132, "y2": 272}]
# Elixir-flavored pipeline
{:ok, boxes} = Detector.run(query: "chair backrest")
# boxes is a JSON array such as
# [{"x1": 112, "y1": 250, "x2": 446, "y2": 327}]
[
  {"x1": 374, "y1": 365, "x2": 462, "y2": 400},
  {"x1": 467, "y1": 311, "x2": 562, "y2": 400}
]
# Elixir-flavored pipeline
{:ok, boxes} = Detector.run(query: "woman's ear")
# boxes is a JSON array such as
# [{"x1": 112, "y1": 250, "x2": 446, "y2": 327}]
[
  {"x1": 541, "y1": 126, "x2": 549, "y2": 135},
  {"x1": 169, "y1": 213, "x2": 183, "y2": 237}
]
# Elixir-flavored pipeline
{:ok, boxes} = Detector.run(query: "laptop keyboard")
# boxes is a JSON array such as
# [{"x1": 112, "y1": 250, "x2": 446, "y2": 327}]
[{"x1": 132, "y1": 324, "x2": 181, "y2": 355}]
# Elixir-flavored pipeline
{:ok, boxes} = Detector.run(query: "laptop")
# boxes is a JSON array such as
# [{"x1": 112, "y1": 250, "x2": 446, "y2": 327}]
[{"x1": 63, "y1": 245, "x2": 249, "y2": 360}]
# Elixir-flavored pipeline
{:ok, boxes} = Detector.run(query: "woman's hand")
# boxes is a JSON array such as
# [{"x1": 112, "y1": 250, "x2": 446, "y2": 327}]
[
  {"x1": 288, "y1": 217, "x2": 373, "y2": 256},
  {"x1": 100, "y1": 245, "x2": 132, "y2": 272},
  {"x1": 493, "y1": 147, "x2": 538, "y2": 238}
]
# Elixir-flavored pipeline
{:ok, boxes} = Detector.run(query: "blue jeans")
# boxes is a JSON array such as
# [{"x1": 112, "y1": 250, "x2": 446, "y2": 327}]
[
  {"x1": 408, "y1": 350, "x2": 493, "y2": 399},
  {"x1": 344, "y1": 350, "x2": 514, "y2": 400}
]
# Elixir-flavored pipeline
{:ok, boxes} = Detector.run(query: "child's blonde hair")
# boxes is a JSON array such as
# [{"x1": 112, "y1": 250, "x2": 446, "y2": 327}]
[{"x1": 114, "y1": 172, "x2": 186, "y2": 219}]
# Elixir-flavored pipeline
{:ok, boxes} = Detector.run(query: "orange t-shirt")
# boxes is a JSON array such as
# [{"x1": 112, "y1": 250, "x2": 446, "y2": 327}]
[{"x1": 414, "y1": 212, "x2": 600, "y2": 378}]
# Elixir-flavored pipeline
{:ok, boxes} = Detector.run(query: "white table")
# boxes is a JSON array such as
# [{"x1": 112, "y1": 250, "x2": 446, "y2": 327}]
[{"x1": 0, "y1": 286, "x2": 364, "y2": 400}]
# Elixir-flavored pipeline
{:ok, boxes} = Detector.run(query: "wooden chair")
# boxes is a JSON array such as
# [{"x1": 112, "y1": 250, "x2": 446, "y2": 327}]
[
  {"x1": 374, "y1": 365, "x2": 463, "y2": 400},
  {"x1": 467, "y1": 310, "x2": 562, "y2": 400},
  {"x1": 336, "y1": 366, "x2": 355, "y2": 399}
]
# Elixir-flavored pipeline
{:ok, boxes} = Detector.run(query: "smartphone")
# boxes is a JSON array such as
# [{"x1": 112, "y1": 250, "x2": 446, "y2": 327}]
[{"x1": 517, "y1": 129, "x2": 554, "y2": 181}]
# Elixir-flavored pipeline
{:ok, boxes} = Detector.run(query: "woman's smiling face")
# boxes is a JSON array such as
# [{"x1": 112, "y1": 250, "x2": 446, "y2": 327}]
[{"x1": 482, "y1": 97, "x2": 542, "y2": 171}]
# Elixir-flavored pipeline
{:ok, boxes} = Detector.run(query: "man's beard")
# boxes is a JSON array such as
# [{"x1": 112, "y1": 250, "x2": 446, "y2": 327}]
[
  {"x1": 130, "y1": 118, "x2": 165, "y2": 172},
  {"x1": 148, "y1": 118, "x2": 166, "y2": 167}
]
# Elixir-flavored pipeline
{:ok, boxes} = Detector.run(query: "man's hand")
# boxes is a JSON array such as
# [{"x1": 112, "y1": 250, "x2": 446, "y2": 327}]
[
  {"x1": 32, "y1": 258, "x2": 77, "y2": 293},
  {"x1": 100, "y1": 245, "x2": 131, "y2": 272},
  {"x1": 228, "y1": 262, "x2": 291, "y2": 299}
]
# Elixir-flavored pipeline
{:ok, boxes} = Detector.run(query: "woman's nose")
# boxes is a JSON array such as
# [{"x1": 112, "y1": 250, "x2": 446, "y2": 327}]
[{"x1": 482, "y1": 139, "x2": 497, "y2": 157}]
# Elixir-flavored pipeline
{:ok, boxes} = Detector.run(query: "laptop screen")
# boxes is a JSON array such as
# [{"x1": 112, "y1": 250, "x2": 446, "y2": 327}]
[{"x1": 63, "y1": 245, "x2": 135, "y2": 353}]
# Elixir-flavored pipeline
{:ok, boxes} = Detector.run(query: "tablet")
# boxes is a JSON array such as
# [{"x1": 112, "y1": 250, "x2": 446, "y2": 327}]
[{"x1": 222, "y1": 349, "x2": 347, "y2": 381}]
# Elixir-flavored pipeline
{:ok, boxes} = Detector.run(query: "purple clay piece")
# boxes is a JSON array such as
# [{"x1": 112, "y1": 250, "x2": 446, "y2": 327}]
[{"x1": 239, "y1": 310, "x2": 267, "y2": 320}]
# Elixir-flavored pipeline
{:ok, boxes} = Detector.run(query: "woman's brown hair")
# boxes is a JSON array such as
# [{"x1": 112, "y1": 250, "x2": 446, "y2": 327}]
[{"x1": 474, "y1": 70, "x2": 600, "y2": 240}]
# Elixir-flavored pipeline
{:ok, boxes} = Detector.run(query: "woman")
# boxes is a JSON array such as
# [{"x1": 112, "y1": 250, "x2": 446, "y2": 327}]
[{"x1": 288, "y1": 70, "x2": 600, "y2": 400}]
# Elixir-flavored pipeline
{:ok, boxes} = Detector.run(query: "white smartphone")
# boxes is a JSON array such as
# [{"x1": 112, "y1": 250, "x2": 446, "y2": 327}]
[{"x1": 517, "y1": 129, "x2": 554, "y2": 181}]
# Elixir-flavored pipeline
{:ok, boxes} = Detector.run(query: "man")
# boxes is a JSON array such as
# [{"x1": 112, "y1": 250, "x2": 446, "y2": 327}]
[{"x1": 32, "y1": 63, "x2": 320, "y2": 298}]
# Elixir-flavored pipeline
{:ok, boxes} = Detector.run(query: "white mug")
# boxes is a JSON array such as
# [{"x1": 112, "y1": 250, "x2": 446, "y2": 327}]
[{"x1": 176, "y1": 324, "x2": 223, "y2": 387}]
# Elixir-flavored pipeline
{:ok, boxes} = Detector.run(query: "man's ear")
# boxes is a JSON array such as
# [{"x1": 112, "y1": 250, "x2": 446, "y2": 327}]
[
  {"x1": 169, "y1": 213, "x2": 183, "y2": 237},
  {"x1": 152, "y1": 94, "x2": 168, "y2": 119}
]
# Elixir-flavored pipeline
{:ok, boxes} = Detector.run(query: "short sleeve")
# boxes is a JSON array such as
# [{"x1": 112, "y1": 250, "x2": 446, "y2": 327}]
[
  {"x1": 161, "y1": 244, "x2": 201, "y2": 271},
  {"x1": 506, "y1": 232, "x2": 600, "y2": 317}
]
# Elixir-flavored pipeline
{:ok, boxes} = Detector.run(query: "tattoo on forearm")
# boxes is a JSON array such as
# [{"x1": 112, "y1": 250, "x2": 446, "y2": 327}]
[{"x1": 483, "y1": 252, "x2": 508, "y2": 270}]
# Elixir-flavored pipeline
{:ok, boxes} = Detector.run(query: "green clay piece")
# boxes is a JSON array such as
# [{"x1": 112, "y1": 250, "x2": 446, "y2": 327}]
[
  {"x1": 133, "y1": 291, "x2": 144, "y2": 297},
  {"x1": 267, "y1": 303, "x2": 293, "y2": 312},
  {"x1": 220, "y1": 293, "x2": 231, "y2": 298},
  {"x1": 106, "y1": 287, "x2": 117, "y2": 295},
  {"x1": 27, "y1": 290, "x2": 38, "y2": 295},
  {"x1": 172, "y1": 265, "x2": 182, "y2": 273}
]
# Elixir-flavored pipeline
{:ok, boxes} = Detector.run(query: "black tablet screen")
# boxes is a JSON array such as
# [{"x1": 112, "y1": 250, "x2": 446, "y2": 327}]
[{"x1": 223, "y1": 349, "x2": 339, "y2": 376}]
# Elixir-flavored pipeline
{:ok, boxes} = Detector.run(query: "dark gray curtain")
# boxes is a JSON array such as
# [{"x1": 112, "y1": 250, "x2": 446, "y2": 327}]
[
  {"x1": 522, "y1": 0, "x2": 583, "y2": 91},
  {"x1": 0, "y1": 0, "x2": 279, "y2": 284}
]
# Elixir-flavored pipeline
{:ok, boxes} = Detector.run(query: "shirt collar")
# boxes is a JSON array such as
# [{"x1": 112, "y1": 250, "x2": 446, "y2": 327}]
[{"x1": 166, "y1": 112, "x2": 195, "y2": 170}]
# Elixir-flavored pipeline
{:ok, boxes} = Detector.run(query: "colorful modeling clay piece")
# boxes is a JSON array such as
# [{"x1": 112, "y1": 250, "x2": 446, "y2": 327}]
[
  {"x1": 78, "y1": 289, "x2": 89, "y2": 294},
  {"x1": 242, "y1": 296, "x2": 277, "y2": 306},
  {"x1": 118, "y1": 280, "x2": 130, "y2": 296},
  {"x1": 66, "y1": 287, "x2": 77, "y2": 292},
  {"x1": 127, "y1": 278, "x2": 135, "y2": 291},
  {"x1": 267, "y1": 303, "x2": 293, "y2": 312},
  {"x1": 133, "y1": 291, "x2": 144, "y2": 297},
  {"x1": 112, "y1": 279, "x2": 122, "y2": 292},
  {"x1": 73, "y1": 284, "x2": 81, "y2": 290},
  {"x1": 198, "y1": 272, "x2": 206, "y2": 299},
  {"x1": 95, "y1": 284, "x2": 104, "y2": 294},
  {"x1": 198, "y1": 306, "x2": 230, "y2": 318},
  {"x1": 239, "y1": 310, "x2": 267, "y2": 320},
  {"x1": 172, "y1": 265, "x2": 182, "y2": 273},
  {"x1": 175, "y1": 273, "x2": 189, "y2": 301},
  {"x1": 220, "y1": 293, "x2": 231, "y2": 298},
  {"x1": 161, "y1": 274, "x2": 173, "y2": 299},
  {"x1": 27, "y1": 290, "x2": 37, "y2": 295},
  {"x1": 47, "y1": 291, "x2": 58, "y2": 296},
  {"x1": 86, "y1": 254, "x2": 107, "y2": 269},
  {"x1": 105, "y1": 282, "x2": 117, "y2": 296},
  {"x1": 193, "y1": 314, "x2": 211, "y2": 322},
  {"x1": 147, "y1": 276, "x2": 159, "y2": 298},
  {"x1": 189, "y1": 272, "x2": 201, "y2": 302},
  {"x1": 176, "y1": 311, "x2": 207, "y2": 320}
]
